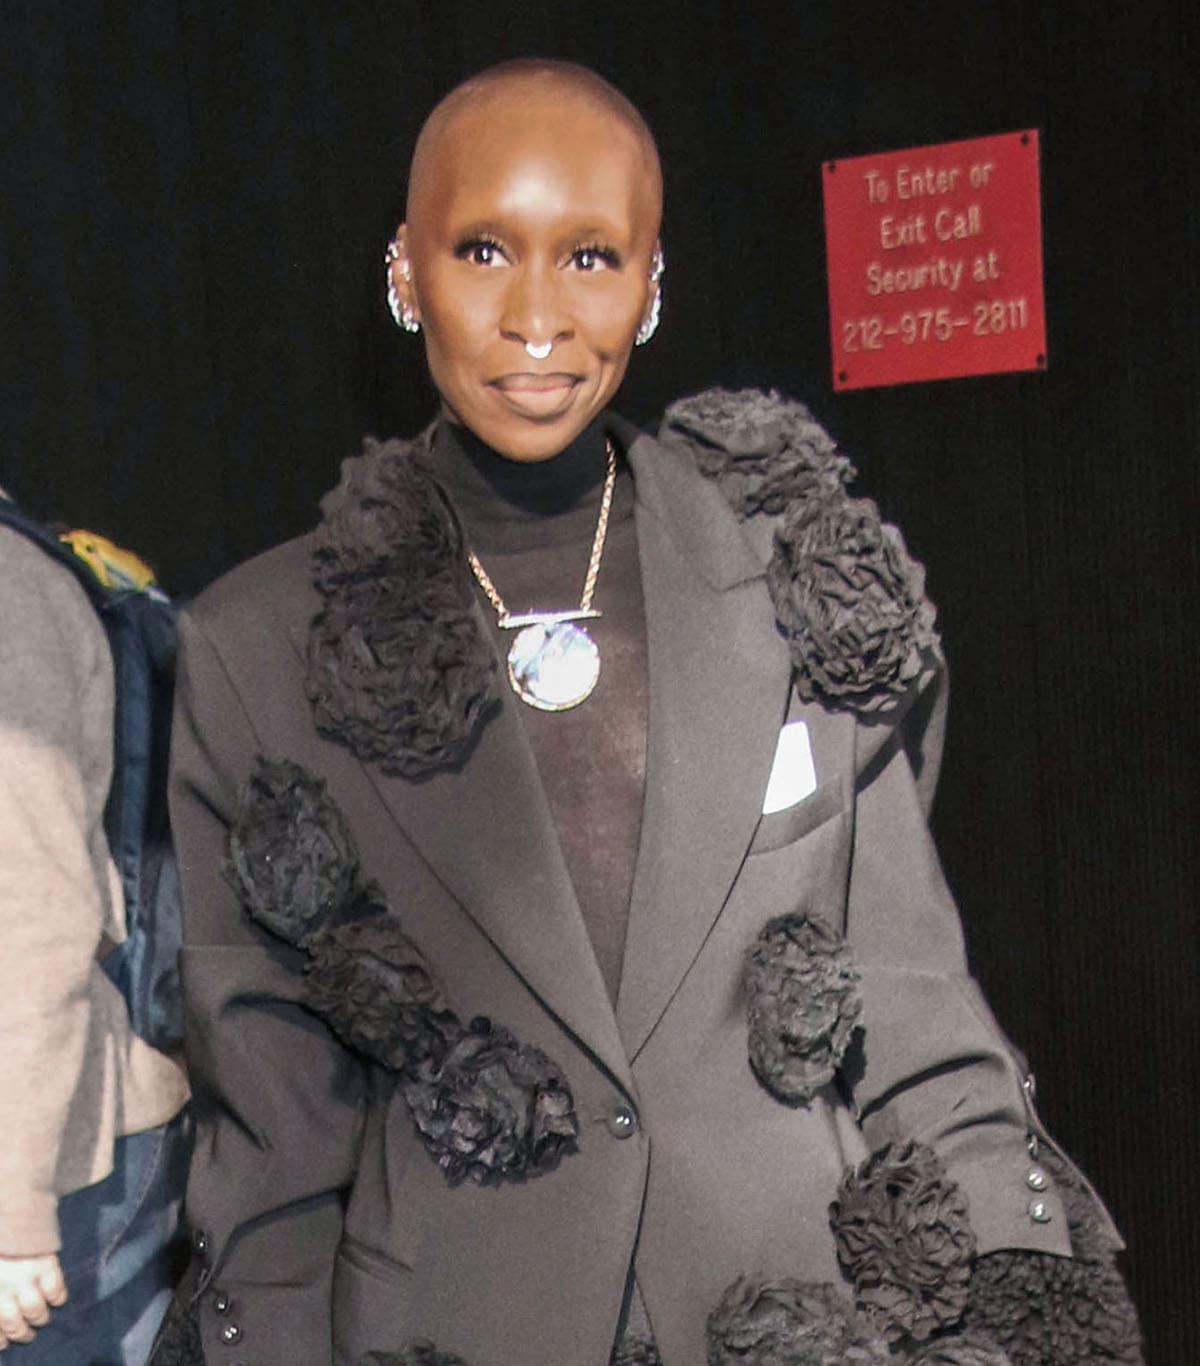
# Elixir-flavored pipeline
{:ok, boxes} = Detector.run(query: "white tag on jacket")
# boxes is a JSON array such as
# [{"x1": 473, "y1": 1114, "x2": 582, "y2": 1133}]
[{"x1": 761, "y1": 720, "x2": 818, "y2": 814}]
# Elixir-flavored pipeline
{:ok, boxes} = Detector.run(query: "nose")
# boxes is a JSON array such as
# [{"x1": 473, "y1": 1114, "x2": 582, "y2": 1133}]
[{"x1": 499, "y1": 260, "x2": 573, "y2": 353}]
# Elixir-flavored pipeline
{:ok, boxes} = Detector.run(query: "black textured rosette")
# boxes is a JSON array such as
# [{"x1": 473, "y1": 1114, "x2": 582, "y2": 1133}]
[
  {"x1": 907, "y1": 1335, "x2": 1013, "y2": 1365},
  {"x1": 830, "y1": 1140, "x2": 976, "y2": 1346},
  {"x1": 365, "y1": 1344, "x2": 470, "y2": 1366},
  {"x1": 225, "y1": 756, "x2": 364, "y2": 947},
  {"x1": 303, "y1": 915, "x2": 459, "y2": 1074},
  {"x1": 964, "y1": 1152, "x2": 1143, "y2": 1364},
  {"x1": 610, "y1": 1336, "x2": 663, "y2": 1366},
  {"x1": 706, "y1": 1276, "x2": 891, "y2": 1365},
  {"x1": 306, "y1": 436, "x2": 498, "y2": 779},
  {"x1": 767, "y1": 493, "x2": 939, "y2": 715},
  {"x1": 313, "y1": 437, "x2": 461, "y2": 591},
  {"x1": 402, "y1": 1017, "x2": 580, "y2": 1185},
  {"x1": 745, "y1": 911, "x2": 862, "y2": 1105},
  {"x1": 663, "y1": 388, "x2": 855, "y2": 519}
]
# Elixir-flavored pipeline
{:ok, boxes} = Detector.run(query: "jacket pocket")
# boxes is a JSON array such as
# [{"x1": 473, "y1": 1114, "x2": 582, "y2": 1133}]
[
  {"x1": 336, "y1": 1232, "x2": 416, "y2": 1282},
  {"x1": 747, "y1": 776, "x2": 847, "y2": 855}
]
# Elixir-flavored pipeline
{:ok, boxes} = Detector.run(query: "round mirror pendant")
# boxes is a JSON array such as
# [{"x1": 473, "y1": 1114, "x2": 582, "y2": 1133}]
[{"x1": 506, "y1": 621, "x2": 600, "y2": 712}]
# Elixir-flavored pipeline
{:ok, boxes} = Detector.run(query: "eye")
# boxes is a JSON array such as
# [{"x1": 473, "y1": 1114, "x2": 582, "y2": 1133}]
[
  {"x1": 454, "y1": 236, "x2": 508, "y2": 268},
  {"x1": 568, "y1": 243, "x2": 623, "y2": 273}
]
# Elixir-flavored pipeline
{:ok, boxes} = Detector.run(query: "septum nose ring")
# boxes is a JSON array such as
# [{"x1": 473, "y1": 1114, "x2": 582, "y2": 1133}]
[{"x1": 525, "y1": 340, "x2": 554, "y2": 360}]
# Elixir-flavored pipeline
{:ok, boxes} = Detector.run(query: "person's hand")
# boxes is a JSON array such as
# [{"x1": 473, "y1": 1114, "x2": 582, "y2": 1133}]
[{"x1": 0, "y1": 1254, "x2": 67, "y2": 1347}]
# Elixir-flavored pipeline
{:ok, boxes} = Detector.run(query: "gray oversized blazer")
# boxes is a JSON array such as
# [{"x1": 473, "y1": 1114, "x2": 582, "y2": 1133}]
[{"x1": 169, "y1": 410, "x2": 1102, "y2": 1366}]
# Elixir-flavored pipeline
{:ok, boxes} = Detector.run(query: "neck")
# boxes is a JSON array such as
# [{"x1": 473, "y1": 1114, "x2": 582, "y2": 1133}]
[{"x1": 430, "y1": 416, "x2": 627, "y2": 555}]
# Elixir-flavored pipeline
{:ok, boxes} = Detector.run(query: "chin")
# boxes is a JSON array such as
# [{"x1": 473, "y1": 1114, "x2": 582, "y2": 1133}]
[{"x1": 462, "y1": 407, "x2": 603, "y2": 464}]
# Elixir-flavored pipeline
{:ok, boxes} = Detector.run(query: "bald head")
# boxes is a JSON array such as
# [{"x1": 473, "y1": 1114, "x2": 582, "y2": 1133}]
[{"x1": 407, "y1": 59, "x2": 662, "y2": 223}]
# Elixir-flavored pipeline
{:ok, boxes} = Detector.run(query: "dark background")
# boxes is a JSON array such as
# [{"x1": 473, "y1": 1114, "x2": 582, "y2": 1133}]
[{"x1": 2, "y1": 0, "x2": 1196, "y2": 1357}]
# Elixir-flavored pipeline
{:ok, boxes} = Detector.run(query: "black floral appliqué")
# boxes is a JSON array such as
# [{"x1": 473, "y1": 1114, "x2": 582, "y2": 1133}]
[
  {"x1": 304, "y1": 916, "x2": 458, "y2": 1074},
  {"x1": 906, "y1": 1335, "x2": 1013, "y2": 1365},
  {"x1": 306, "y1": 434, "x2": 498, "y2": 779},
  {"x1": 403, "y1": 1017, "x2": 580, "y2": 1186},
  {"x1": 225, "y1": 757, "x2": 365, "y2": 947},
  {"x1": 226, "y1": 756, "x2": 579, "y2": 1186},
  {"x1": 365, "y1": 1344, "x2": 470, "y2": 1366},
  {"x1": 610, "y1": 1335, "x2": 662, "y2": 1366},
  {"x1": 706, "y1": 1275, "x2": 891, "y2": 1365},
  {"x1": 767, "y1": 493, "x2": 940, "y2": 715},
  {"x1": 663, "y1": 387, "x2": 855, "y2": 519},
  {"x1": 964, "y1": 1153, "x2": 1143, "y2": 1364},
  {"x1": 745, "y1": 911, "x2": 862, "y2": 1105},
  {"x1": 830, "y1": 1140, "x2": 976, "y2": 1347}
]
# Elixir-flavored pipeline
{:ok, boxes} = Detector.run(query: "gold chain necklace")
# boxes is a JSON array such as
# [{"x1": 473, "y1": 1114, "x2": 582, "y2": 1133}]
[{"x1": 467, "y1": 438, "x2": 617, "y2": 712}]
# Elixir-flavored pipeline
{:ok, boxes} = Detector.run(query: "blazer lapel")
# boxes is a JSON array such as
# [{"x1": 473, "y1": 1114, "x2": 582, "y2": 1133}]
[
  {"x1": 289, "y1": 606, "x2": 634, "y2": 1096},
  {"x1": 616, "y1": 427, "x2": 795, "y2": 1060}
]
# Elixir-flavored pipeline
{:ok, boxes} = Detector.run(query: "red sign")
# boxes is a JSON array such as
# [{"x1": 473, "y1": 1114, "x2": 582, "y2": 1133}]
[{"x1": 822, "y1": 130, "x2": 1046, "y2": 391}]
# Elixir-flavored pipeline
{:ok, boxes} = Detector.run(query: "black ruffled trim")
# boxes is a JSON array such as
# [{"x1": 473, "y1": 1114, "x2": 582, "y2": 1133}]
[
  {"x1": 662, "y1": 388, "x2": 855, "y2": 517},
  {"x1": 706, "y1": 1275, "x2": 891, "y2": 1365},
  {"x1": 146, "y1": 1258, "x2": 203, "y2": 1366},
  {"x1": 668, "y1": 387, "x2": 941, "y2": 715},
  {"x1": 768, "y1": 492, "x2": 940, "y2": 716},
  {"x1": 226, "y1": 755, "x2": 579, "y2": 1186},
  {"x1": 610, "y1": 1335, "x2": 663, "y2": 1366},
  {"x1": 906, "y1": 1335, "x2": 1013, "y2": 1365},
  {"x1": 403, "y1": 1016, "x2": 579, "y2": 1186},
  {"x1": 225, "y1": 757, "x2": 367, "y2": 948},
  {"x1": 745, "y1": 911, "x2": 862, "y2": 1105},
  {"x1": 830, "y1": 1140, "x2": 976, "y2": 1347},
  {"x1": 964, "y1": 1153, "x2": 1143, "y2": 1364},
  {"x1": 365, "y1": 1345, "x2": 471, "y2": 1366},
  {"x1": 306, "y1": 434, "x2": 498, "y2": 779}
]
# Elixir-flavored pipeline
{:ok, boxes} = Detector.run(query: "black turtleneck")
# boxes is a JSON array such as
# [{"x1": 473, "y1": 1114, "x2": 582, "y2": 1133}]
[{"x1": 430, "y1": 416, "x2": 648, "y2": 1003}]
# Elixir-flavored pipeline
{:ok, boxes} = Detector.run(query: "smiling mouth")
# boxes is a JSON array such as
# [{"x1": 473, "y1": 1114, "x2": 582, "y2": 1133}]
[{"x1": 488, "y1": 372, "x2": 582, "y2": 418}]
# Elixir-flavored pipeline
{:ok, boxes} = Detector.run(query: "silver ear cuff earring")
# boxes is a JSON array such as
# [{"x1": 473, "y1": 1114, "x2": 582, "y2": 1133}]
[
  {"x1": 635, "y1": 245, "x2": 665, "y2": 347},
  {"x1": 385, "y1": 241, "x2": 421, "y2": 334}
]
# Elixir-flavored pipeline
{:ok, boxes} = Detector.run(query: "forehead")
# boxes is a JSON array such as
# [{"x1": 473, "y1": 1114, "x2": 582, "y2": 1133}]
[{"x1": 410, "y1": 82, "x2": 658, "y2": 234}]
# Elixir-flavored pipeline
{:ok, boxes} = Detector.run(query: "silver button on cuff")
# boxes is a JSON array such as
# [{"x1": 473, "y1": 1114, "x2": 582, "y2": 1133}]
[
  {"x1": 607, "y1": 1102, "x2": 638, "y2": 1138},
  {"x1": 220, "y1": 1322, "x2": 243, "y2": 1345},
  {"x1": 1026, "y1": 1167, "x2": 1048, "y2": 1191},
  {"x1": 1026, "y1": 1133, "x2": 1040, "y2": 1159},
  {"x1": 1028, "y1": 1198, "x2": 1053, "y2": 1223},
  {"x1": 191, "y1": 1230, "x2": 209, "y2": 1256},
  {"x1": 1022, "y1": 1072, "x2": 1037, "y2": 1102},
  {"x1": 213, "y1": 1291, "x2": 231, "y2": 1315}
]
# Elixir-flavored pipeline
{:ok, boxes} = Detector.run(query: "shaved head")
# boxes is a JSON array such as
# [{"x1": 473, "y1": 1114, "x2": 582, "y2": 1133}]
[
  {"x1": 407, "y1": 59, "x2": 662, "y2": 224},
  {"x1": 391, "y1": 58, "x2": 664, "y2": 460}
]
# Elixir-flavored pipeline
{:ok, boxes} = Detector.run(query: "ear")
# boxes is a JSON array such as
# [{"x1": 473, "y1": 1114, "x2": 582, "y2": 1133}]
[
  {"x1": 386, "y1": 224, "x2": 420, "y2": 322},
  {"x1": 641, "y1": 242, "x2": 664, "y2": 315}
]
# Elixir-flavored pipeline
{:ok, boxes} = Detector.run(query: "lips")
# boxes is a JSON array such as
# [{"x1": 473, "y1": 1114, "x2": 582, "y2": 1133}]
[{"x1": 488, "y1": 371, "x2": 582, "y2": 419}]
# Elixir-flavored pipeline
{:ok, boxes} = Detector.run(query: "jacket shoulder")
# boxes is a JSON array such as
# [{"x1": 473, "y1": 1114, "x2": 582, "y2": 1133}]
[{"x1": 186, "y1": 532, "x2": 318, "y2": 648}]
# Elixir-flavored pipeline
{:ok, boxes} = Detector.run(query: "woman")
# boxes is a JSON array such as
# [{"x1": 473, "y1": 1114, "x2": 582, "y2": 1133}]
[{"x1": 157, "y1": 59, "x2": 1140, "y2": 1366}]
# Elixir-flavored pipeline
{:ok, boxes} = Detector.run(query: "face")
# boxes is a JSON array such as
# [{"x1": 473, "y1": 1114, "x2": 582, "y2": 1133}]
[{"x1": 393, "y1": 84, "x2": 662, "y2": 462}]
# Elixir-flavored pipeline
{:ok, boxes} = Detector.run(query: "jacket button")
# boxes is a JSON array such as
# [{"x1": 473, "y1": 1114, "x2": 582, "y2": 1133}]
[
  {"x1": 213, "y1": 1291, "x2": 231, "y2": 1315},
  {"x1": 607, "y1": 1102, "x2": 638, "y2": 1138},
  {"x1": 220, "y1": 1322, "x2": 243, "y2": 1345},
  {"x1": 1029, "y1": 1198, "x2": 1053, "y2": 1223},
  {"x1": 1026, "y1": 1167, "x2": 1048, "y2": 1191},
  {"x1": 192, "y1": 1230, "x2": 209, "y2": 1256},
  {"x1": 1022, "y1": 1072, "x2": 1037, "y2": 1102},
  {"x1": 1026, "y1": 1133, "x2": 1040, "y2": 1159}
]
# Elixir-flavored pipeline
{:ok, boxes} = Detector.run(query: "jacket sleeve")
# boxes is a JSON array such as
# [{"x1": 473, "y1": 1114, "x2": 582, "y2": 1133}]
[
  {"x1": 0, "y1": 543, "x2": 116, "y2": 1254},
  {"x1": 842, "y1": 660, "x2": 1119, "y2": 1259},
  {"x1": 169, "y1": 610, "x2": 368, "y2": 1365}
]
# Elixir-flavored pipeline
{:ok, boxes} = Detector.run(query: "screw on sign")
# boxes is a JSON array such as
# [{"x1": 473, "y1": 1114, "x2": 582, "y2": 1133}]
[{"x1": 822, "y1": 130, "x2": 1047, "y2": 390}]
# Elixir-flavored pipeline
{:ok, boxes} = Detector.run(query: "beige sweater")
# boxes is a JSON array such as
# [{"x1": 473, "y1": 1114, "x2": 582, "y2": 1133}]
[{"x1": 0, "y1": 522, "x2": 188, "y2": 1256}]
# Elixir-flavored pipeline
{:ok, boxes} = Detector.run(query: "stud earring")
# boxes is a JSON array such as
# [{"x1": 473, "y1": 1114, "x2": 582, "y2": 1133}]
[
  {"x1": 384, "y1": 241, "x2": 421, "y2": 334},
  {"x1": 635, "y1": 245, "x2": 665, "y2": 347}
]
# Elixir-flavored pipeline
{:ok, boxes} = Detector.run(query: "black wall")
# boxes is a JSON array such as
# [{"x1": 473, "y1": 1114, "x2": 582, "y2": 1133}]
[{"x1": 3, "y1": 2, "x2": 1196, "y2": 1357}]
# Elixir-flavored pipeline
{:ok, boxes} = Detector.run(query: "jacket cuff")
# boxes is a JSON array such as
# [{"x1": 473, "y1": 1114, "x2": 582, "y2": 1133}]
[{"x1": 0, "y1": 1191, "x2": 61, "y2": 1257}]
